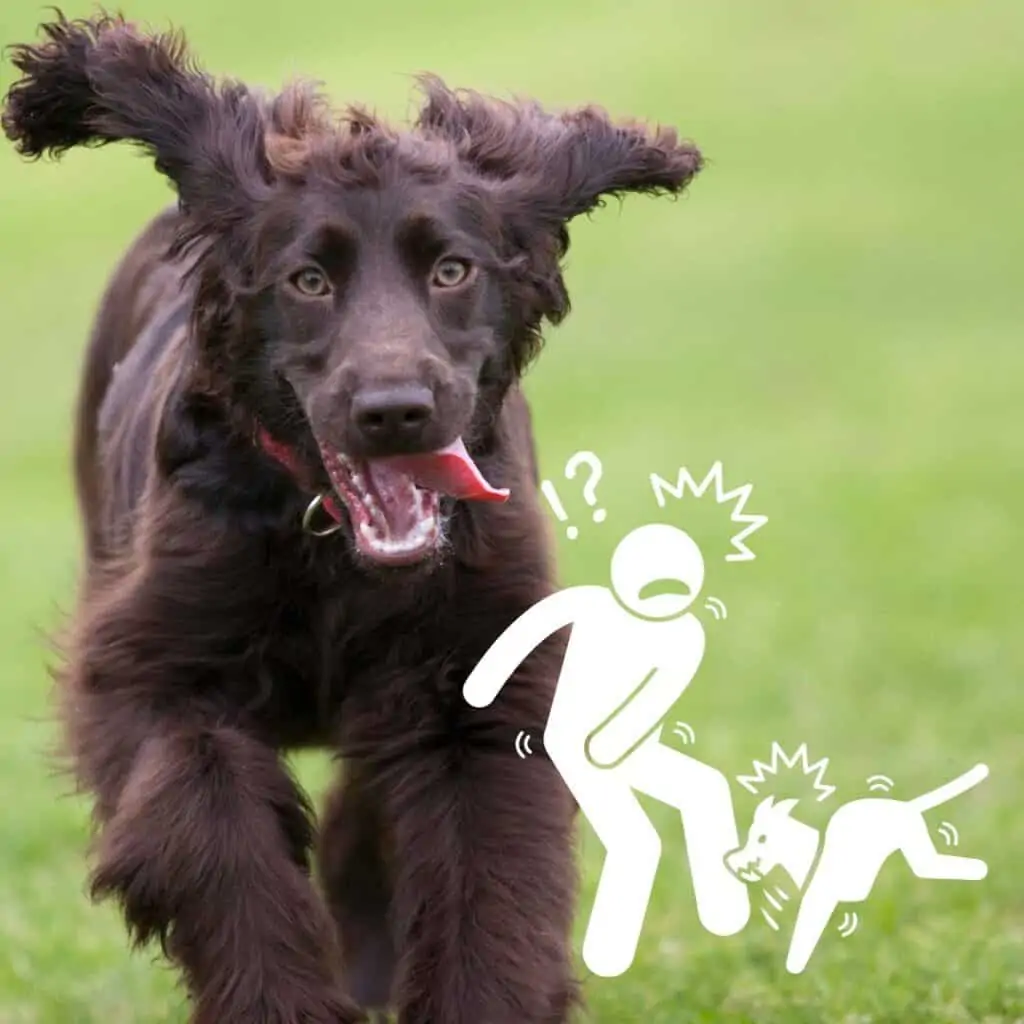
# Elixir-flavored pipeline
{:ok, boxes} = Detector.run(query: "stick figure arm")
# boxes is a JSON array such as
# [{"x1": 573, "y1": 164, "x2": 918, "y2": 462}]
[
  {"x1": 462, "y1": 587, "x2": 596, "y2": 709},
  {"x1": 586, "y1": 624, "x2": 706, "y2": 767}
]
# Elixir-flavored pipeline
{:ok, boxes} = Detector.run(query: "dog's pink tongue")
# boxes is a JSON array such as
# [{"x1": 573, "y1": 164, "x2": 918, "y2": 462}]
[{"x1": 376, "y1": 437, "x2": 509, "y2": 502}]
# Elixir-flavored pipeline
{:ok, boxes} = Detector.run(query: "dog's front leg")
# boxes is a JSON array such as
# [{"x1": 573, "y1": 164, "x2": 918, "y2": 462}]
[
  {"x1": 79, "y1": 700, "x2": 364, "y2": 1024},
  {"x1": 62, "y1": 523, "x2": 364, "y2": 1023},
  {"x1": 381, "y1": 703, "x2": 579, "y2": 1024}
]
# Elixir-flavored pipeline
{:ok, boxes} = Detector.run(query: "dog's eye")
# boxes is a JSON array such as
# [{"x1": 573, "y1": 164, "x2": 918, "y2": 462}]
[
  {"x1": 431, "y1": 257, "x2": 472, "y2": 289},
  {"x1": 291, "y1": 267, "x2": 332, "y2": 297}
]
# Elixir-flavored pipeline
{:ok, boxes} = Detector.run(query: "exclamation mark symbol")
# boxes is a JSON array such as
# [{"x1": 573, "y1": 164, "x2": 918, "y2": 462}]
[{"x1": 541, "y1": 480, "x2": 578, "y2": 540}]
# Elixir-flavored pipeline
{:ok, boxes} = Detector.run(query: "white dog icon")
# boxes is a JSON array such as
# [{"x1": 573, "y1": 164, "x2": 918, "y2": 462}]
[{"x1": 724, "y1": 763, "x2": 989, "y2": 973}]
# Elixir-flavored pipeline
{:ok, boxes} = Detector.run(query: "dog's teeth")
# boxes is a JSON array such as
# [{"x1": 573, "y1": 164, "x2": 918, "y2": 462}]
[
  {"x1": 358, "y1": 521, "x2": 384, "y2": 544},
  {"x1": 347, "y1": 468, "x2": 444, "y2": 558}
]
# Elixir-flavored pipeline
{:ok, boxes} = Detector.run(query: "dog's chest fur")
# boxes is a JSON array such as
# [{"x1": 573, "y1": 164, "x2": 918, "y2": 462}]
[{"x1": 232, "y1": 558, "x2": 466, "y2": 750}]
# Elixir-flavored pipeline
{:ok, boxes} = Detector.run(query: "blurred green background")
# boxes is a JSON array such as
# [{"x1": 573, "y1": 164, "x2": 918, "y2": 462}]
[{"x1": 1, "y1": 1, "x2": 1021, "y2": 1021}]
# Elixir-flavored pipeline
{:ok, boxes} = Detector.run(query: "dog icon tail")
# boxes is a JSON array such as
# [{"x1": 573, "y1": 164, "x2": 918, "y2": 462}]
[{"x1": 909, "y1": 763, "x2": 989, "y2": 812}]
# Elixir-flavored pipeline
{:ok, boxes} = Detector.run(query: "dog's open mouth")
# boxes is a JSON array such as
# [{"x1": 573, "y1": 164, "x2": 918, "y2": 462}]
[
  {"x1": 318, "y1": 436, "x2": 509, "y2": 566},
  {"x1": 726, "y1": 856, "x2": 764, "y2": 884}
]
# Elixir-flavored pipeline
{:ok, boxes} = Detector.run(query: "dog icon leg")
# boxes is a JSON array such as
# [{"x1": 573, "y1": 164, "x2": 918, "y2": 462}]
[
  {"x1": 785, "y1": 884, "x2": 840, "y2": 974},
  {"x1": 902, "y1": 822, "x2": 987, "y2": 880}
]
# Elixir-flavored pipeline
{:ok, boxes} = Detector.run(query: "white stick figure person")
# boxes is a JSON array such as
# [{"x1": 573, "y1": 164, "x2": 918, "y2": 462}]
[{"x1": 463, "y1": 523, "x2": 751, "y2": 977}]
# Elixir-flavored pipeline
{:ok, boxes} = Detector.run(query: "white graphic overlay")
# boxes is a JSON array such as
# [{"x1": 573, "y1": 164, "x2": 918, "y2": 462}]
[
  {"x1": 726, "y1": 752, "x2": 989, "y2": 973},
  {"x1": 649, "y1": 461, "x2": 767, "y2": 562},
  {"x1": 461, "y1": 457, "x2": 988, "y2": 978},
  {"x1": 464, "y1": 522, "x2": 749, "y2": 976},
  {"x1": 541, "y1": 450, "x2": 607, "y2": 540}
]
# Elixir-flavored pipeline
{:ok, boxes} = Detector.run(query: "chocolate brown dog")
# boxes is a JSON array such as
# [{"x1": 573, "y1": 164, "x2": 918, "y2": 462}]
[{"x1": 3, "y1": 11, "x2": 702, "y2": 1022}]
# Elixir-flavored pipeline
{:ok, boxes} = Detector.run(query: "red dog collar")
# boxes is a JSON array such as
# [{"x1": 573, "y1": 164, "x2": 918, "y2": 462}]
[{"x1": 255, "y1": 425, "x2": 345, "y2": 528}]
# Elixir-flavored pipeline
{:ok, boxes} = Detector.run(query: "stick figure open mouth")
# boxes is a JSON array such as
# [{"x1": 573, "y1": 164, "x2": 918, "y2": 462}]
[{"x1": 637, "y1": 578, "x2": 693, "y2": 602}]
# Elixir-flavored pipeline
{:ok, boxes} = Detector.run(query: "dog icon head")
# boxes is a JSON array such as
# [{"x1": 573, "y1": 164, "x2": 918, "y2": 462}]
[{"x1": 724, "y1": 795, "x2": 802, "y2": 883}]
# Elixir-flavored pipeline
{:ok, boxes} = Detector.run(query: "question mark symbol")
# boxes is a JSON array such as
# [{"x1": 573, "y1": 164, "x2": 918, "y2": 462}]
[
  {"x1": 565, "y1": 451, "x2": 606, "y2": 538},
  {"x1": 540, "y1": 450, "x2": 608, "y2": 540}
]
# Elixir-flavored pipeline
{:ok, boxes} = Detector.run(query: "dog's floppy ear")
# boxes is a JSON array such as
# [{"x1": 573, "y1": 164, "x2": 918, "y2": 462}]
[
  {"x1": 2, "y1": 11, "x2": 270, "y2": 228},
  {"x1": 504, "y1": 106, "x2": 701, "y2": 227},
  {"x1": 416, "y1": 76, "x2": 702, "y2": 225}
]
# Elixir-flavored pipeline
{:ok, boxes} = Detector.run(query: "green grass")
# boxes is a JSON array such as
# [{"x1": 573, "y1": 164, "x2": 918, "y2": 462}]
[{"x1": 1, "y1": 1, "x2": 1023, "y2": 1020}]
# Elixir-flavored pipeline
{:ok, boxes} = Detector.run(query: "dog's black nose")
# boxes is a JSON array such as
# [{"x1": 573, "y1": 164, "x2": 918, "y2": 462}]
[{"x1": 351, "y1": 385, "x2": 436, "y2": 448}]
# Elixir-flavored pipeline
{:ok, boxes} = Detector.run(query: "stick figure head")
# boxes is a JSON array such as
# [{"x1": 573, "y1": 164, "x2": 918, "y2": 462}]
[{"x1": 609, "y1": 524, "x2": 705, "y2": 619}]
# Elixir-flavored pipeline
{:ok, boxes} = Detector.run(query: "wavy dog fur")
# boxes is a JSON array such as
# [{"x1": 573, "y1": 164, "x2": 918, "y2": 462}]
[{"x1": 4, "y1": 11, "x2": 702, "y2": 1023}]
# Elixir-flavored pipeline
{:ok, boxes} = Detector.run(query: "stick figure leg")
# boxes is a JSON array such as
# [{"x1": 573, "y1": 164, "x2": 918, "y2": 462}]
[
  {"x1": 618, "y1": 739, "x2": 750, "y2": 936},
  {"x1": 553, "y1": 752, "x2": 661, "y2": 978}
]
